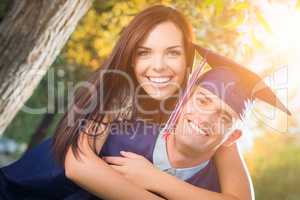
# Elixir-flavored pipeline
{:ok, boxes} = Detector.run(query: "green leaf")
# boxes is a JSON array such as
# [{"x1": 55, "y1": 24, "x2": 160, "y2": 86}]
[
  {"x1": 232, "y1": 2, "x2": 249, "y2": 11},
  {"x1": 222, "y1": 13, "x2": 246, "y2": 30},
  {"x1": 215, "y1": 0, "x2": 224, "y2": 17},
  {"x1": 255, "y1": 10, "x2": 272, "y2": 33},
  {"x1": 296, "y1": 0, "x2": 300, "y2": 10},
  {"x1": 250, "y1": 31, "x2": 263, "y2": 49},
  {"x1": 202, "y1": 0, "x2": 215, "y2": 7}
]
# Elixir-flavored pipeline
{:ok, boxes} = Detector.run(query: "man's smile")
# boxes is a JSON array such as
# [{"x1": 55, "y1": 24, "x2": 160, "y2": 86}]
[{"x1": 186, "y1": 118, "x2": 210, "y2": 137}]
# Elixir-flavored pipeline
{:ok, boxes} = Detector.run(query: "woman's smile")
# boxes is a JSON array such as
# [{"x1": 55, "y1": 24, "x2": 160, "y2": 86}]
[{"x1": 147, "y1": 76, "x2": 172, "y2": 84}]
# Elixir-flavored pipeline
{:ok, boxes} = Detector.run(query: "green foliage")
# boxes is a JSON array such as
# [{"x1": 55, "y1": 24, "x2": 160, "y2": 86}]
[
  {"x1": 255, "y1": 10, "x2": 272, "y2": 33},
  {"x1": 0, "y1": 0, "x2": 9, "y2": 19},
  {"x1": 64, "y1": 0, "x2": 263, "y2": 69},
  {"x1": 245, "y1": 133, "x2": 300, "y2": 200},
  {"x1": 296, "y1": 0, "x2": 300, "y2": 10},
  {"x1": 3, "y1": 111, "x2": 46, "y2": 144}
]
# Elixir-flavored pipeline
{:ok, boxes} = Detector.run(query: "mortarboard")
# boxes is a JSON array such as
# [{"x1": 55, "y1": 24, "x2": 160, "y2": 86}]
[{"x1": 193, "y1": 44, "x2": 291, "y2": 117}]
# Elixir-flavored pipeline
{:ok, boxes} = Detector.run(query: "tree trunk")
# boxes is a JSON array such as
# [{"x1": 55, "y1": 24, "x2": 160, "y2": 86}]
[{"x1": 0, "y1": 0, "x2": 93, "y2": 135}]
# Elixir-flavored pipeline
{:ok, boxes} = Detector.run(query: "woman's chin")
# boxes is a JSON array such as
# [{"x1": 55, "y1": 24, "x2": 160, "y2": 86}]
[{"x1": 146, "y1": 90, "x2": 174, "y2": 100}]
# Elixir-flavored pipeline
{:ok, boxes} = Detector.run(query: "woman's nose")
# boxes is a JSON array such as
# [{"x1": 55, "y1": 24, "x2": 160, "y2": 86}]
[{"x1": 152, "y1": 54, "x2": 167, "y2": 72}]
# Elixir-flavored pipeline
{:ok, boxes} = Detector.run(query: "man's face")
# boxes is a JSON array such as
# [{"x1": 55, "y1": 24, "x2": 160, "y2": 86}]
[{"x1": 174, "y1": 86, "x2": 239, "y2": 153}]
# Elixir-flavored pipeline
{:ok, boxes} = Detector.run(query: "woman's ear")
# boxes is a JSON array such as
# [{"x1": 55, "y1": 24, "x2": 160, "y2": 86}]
[{"x1": 222, "y1": 129, "x2": 242, "y2": 147}]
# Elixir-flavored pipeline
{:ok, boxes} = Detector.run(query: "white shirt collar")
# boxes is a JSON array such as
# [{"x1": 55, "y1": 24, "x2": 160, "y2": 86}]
[{"x1": 153, "y1": 132, "x2": 209, "y2": 180}]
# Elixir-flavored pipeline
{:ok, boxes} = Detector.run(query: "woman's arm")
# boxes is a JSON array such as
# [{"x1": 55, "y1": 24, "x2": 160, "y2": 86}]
[
  {"x1": 150, "y1": 171, "x2": 241, "y2": 200},
  {"x1": 64, "y1": 123, "x2": 164, "y2": 200},
  {"x1": 152, "y1": 144, "x2": 254, "y2": 200},
  {"x1": 214, "y1": 143, "x2": 254, "y2": 200},
  {"x1": 105, "y1": 145, "x2": 254, "y2": 200}
]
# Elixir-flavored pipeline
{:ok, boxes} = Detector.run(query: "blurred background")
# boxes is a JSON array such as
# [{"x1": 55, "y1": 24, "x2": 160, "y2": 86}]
[{"x1": 0, "y1": 0, "x2": 299, "y2": 199}]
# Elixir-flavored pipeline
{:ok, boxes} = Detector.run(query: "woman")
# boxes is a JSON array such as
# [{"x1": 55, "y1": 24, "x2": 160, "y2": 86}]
[{"x1": 1, "y1": 5, "x2": 253, "y2": 200}]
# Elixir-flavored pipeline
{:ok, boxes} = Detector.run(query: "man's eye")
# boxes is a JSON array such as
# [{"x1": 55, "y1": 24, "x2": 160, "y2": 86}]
[
  {"x1": 197, "y1": 97, "x2": 208, "y2": 105},
  {"x1": 167, "y1": 50, "x2": 181, "y2": 57},
  {"x1": 220, "y1": 116, "x2": 228, "y2": 123},
  {"x1": 220, "y1": 115, "x2": 231, "y2": 124}
]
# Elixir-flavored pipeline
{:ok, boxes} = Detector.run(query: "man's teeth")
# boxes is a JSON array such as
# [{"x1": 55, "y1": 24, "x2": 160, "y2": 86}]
[
  {"x1": 188, "y1": 121, "x2": 208, "y2": 136},
  {"x1": 148, "y1": 77, "x2": 171, "y2": 83}
]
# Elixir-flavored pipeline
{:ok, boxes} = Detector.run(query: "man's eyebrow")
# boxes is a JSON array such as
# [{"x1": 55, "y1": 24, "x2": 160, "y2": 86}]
[
  {"x1": 199, "y1": 91, "x2": 213, "y2": 102},
  {"x1": 220, "y1": 109, "x2": 233, "y2": 120}
]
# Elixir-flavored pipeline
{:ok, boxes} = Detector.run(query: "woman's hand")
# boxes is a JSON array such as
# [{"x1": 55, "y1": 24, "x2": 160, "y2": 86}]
[{"x1": 103, "y1": 151, "x2": 160, "y2": 191}]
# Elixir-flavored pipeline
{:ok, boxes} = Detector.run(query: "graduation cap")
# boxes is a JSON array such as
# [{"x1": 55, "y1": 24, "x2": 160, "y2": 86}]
[
  {"x1": 193, "y1": 44, "x2": 291, "y2": 117},
  {"x1": 163, "y1": 43, "x2": 291, "y2": 136}
]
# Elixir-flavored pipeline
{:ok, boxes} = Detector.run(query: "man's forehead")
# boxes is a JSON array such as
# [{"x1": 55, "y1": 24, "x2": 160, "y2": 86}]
[{"x1": 192, "y1": 86, "x2": 239, "y2": 119}]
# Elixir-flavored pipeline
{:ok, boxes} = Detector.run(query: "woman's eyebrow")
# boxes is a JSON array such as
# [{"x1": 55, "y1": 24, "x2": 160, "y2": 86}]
[
  {"x1": 166, "y1": 45, "x2": 182, "y2": 50},
  {"x1": 137, "y1": 45, "x2": 182, "y2": 50},
  {"x1": 137, "y1": 46, "x2": 151, "y2": 50}
]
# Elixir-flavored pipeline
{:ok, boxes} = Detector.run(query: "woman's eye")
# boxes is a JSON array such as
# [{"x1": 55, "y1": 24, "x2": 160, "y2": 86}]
[
  {"x1": 137, "y1": 50, "x2": 150, "y2": 57},
  {"x1": 167, "y1": 50, "x2": 181, "y2": 57}
]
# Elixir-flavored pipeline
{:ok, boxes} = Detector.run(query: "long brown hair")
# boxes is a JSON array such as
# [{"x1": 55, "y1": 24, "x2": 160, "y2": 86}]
[{"x1": 52, "y1": 5, "x2": 196, "y2": 165}]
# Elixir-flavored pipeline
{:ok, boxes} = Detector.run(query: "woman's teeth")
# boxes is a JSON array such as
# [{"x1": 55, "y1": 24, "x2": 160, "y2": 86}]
[
  {"x1": 188, "y1": 121, "x2": 209, "y2": 136},
  {"x1": 148, "y1": 76, "x2": 171, "y2": 84}
]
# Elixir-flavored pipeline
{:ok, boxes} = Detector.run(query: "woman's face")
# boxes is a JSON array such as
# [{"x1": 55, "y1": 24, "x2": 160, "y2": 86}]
[{"x1": 133, "y1": 21, "x2": 187, "y2": 100}]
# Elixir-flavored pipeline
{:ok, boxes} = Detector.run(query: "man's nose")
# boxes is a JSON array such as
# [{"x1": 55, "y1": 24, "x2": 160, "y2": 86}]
[
  {"x1": 193, "y1": 115, "x2": 216, "y2": 134},
  {"x1": 194, "y1": 114, "x2": 211, "y2": 125},
  {"x1": 199, "y1": 111, "x2": 220, "y2": 125}
]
